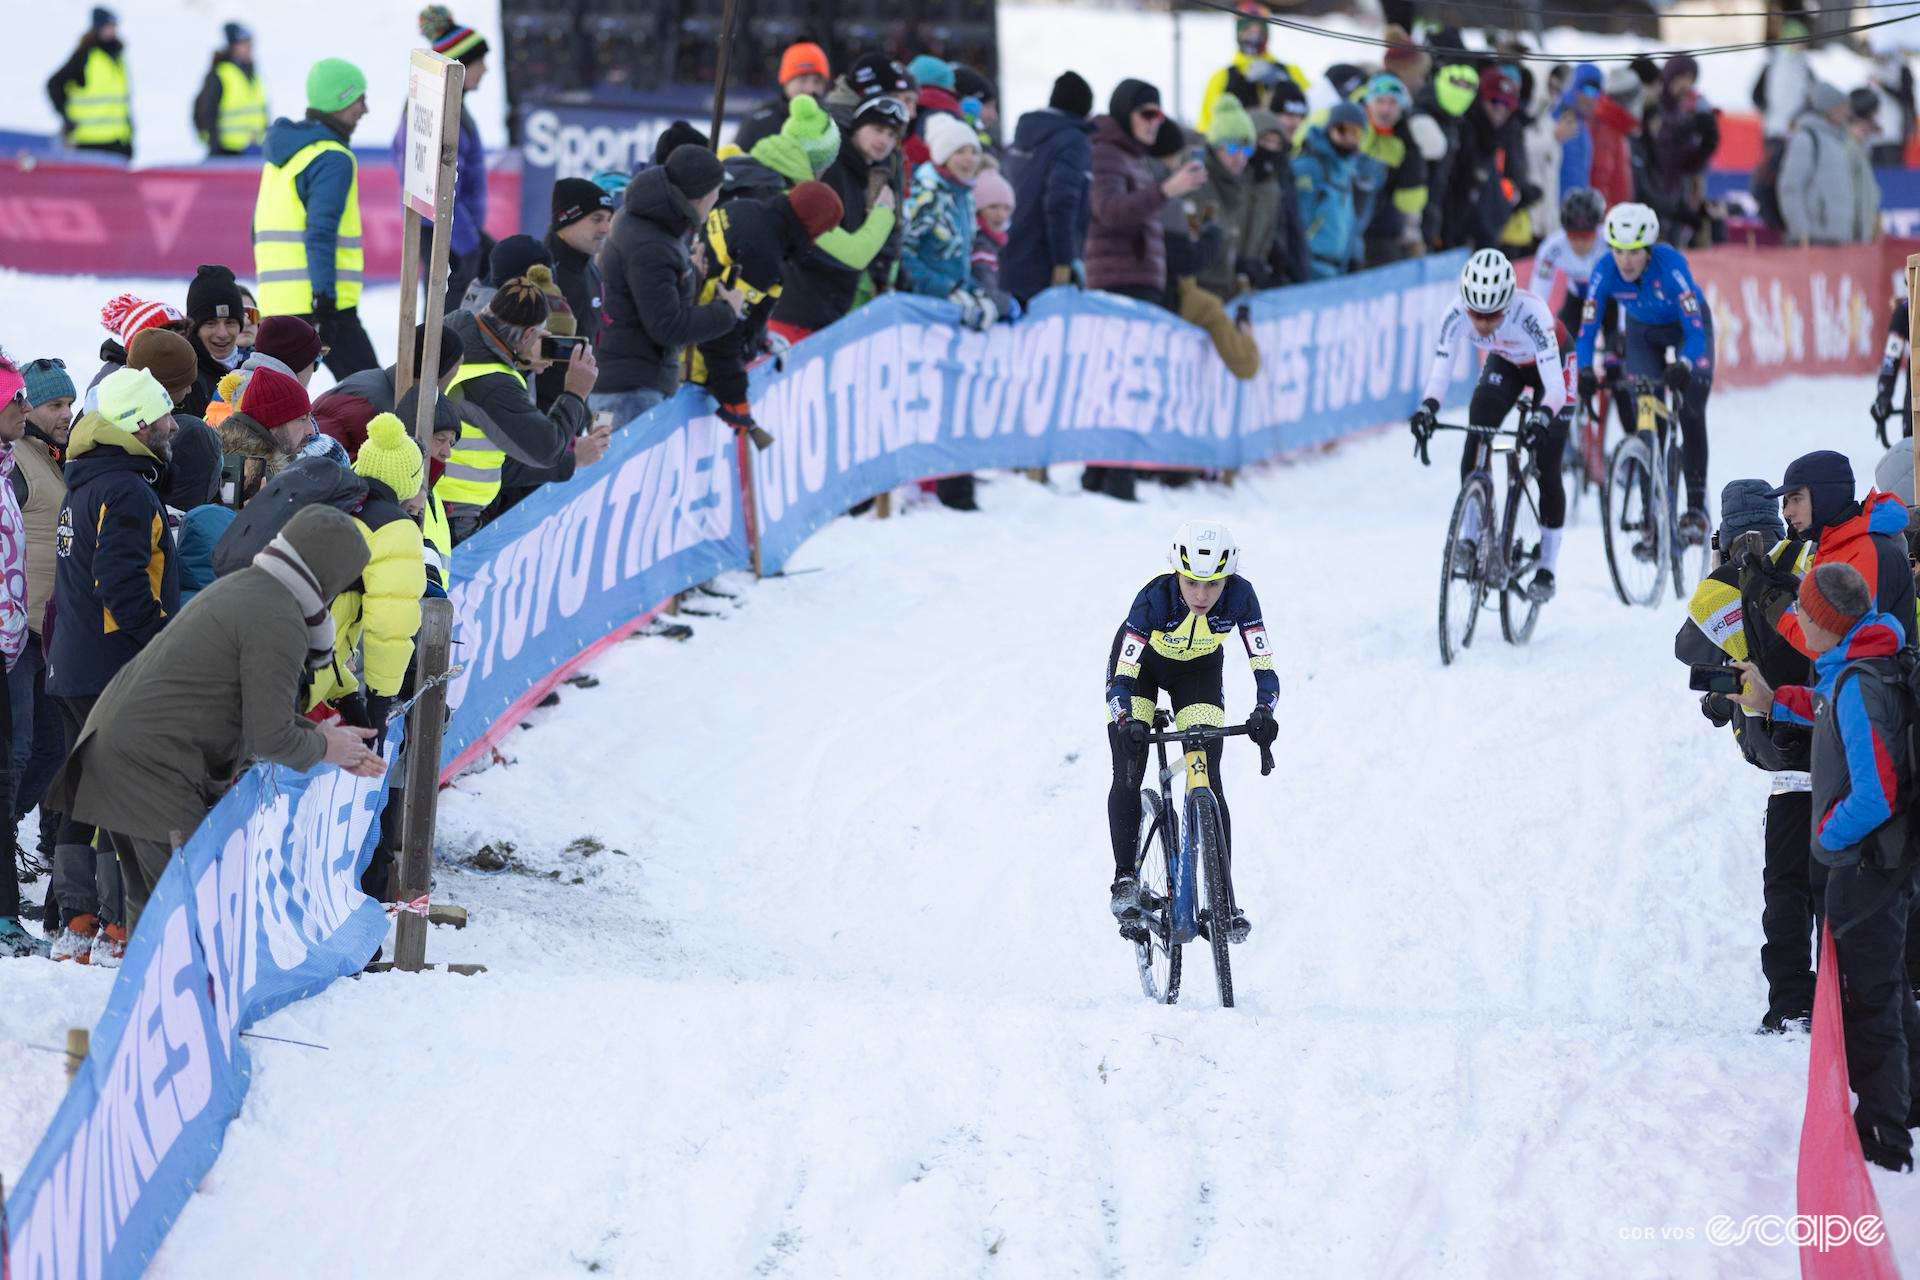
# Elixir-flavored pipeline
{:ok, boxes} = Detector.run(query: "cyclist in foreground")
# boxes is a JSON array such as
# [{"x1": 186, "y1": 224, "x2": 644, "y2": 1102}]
[
  {"x1": 1409, "y1": 248, "x2": 1572, "y2": 602},
  {"x1": 1106, "y1": 522, "x2": 1278, "y2": 943},
  {"x1": 1574, "y1": 201, "x2": 1716, "y2": 545}
]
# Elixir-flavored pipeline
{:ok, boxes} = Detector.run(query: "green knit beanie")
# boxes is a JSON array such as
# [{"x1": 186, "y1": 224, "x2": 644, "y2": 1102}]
[
  {"x1": 1206, "y1": 95, "x2": 1257, "y2": 146},
  {"x1": 307, "y1": 58, "x2": 367, "y2": 113},
  {"x1": 782, "y1": 95, "x2": 841, "y2": 178}
]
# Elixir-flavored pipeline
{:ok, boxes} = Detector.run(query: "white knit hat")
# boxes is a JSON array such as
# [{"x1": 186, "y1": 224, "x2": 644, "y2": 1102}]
[{"x1": 926, "y1": 113, "x2": 980, "y2": 167}]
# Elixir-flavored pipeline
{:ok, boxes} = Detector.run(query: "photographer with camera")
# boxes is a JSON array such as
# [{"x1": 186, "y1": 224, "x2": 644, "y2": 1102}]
[{"x1": 1675, "y1": 479, "x2": 1816, "y2": 1033}]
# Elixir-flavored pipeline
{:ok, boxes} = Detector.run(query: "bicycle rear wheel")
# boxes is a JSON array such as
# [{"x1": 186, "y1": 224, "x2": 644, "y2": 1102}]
[
  {"x1": 1190, "y1": 789, "x2": 1234, "y2": 1009},
  {"x1": 1133, "y1": 787, "x2": 1182, "y2": 1004},
  {"x1": 1667, "y1": 440, "x2": 1710, "y2": 601},
  {"x1": 1438, "y1": 472, "x2": 1493, "y2": 666},
  {"x1": 1602, "y1": 435, "x2": 1665, "y2": 607},
  {"x1": 1499, "y1": 461, "x2": 1544, "y2": 645}
]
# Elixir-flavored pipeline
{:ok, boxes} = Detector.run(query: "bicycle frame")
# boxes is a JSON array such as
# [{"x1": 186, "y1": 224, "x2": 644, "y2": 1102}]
[
  {"x1": 1433, "y1": 420, "x2": 1538, "y2": 591},
  {"x1": 1138, "y1": 717, "x2": 1272, "y2": 946}
]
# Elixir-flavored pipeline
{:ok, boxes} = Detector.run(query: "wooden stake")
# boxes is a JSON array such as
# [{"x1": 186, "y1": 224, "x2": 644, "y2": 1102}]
[
  {"x1": 707, "y1": 0, "x2": 742, "y2": 149},
  {"x1": 409, "y1": 60, "x2": 466, "y2": 457},
  {"x1": 395, "y1": 597, "x2": 454, "y2": 971},
  {"x1": 64, "y1": 1028, "x2": 88, "y2": 1079}
]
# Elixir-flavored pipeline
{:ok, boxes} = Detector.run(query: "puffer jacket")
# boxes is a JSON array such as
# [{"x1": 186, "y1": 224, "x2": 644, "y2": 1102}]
[
  {"x1": 772, "y1": 98, "x2": 901, "y2": 334},
  {"x1": 47, "y1": 414, "x2": 180, "y2": 698},
  {"x1": 1778, "y1": 112, "x2": 1881, "y2": 245},
  {"x1": 0, "y1": 449, "x2": 28, "y2": 669},
  {"x1": 306, "y1": 477, "x2": 426, "y2": 706},
  {"x1": 1293, "y1": 125, "x2": 1376, "y2": 278},
  {"x1": 900, "y1": 161, "x2": 977, "y2": 298},
  {"x1": 1770, "y1": 610, "x2": 1912, "y2": 867},
  {"x1": 1085, "y1": 114, "x2": 1169, "y2": 292},
  {"x1": 597, "y1": 166, "x2": 739, "y2": 396},
  {"x1": 1001, "y1": 107, "x2": 1094, "y2": 304},
  {"x1": 15, "y1": 426, "x2": 65, "y2": 634},
  {"x1": 1781, "y1": 492, "x2": 1915, "y2": 657}
]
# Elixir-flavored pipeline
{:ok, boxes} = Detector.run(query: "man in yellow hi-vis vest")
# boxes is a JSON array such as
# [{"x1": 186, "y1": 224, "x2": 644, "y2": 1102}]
[
  {"x1": 46, "y1": 7, "x2": 132, "y2": 159},
  {"x1": 255, "y1": 58, "x2": 378, "y2": 380},
  {"x1": 194, "y1": 22, "x2": 268, "y2": 157},
  {"x1": 436, "y1": 278, "x2": 605, "y2": 543}
]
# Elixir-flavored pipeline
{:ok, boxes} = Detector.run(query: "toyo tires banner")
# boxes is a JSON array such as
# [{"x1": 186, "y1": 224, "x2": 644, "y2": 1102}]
[
  {"x1": 1, "y1": 743, "x2": 398, "y2": 1278},
  {"x1": 434, "y1": 253, "x2": 1474, "y2": 774}
]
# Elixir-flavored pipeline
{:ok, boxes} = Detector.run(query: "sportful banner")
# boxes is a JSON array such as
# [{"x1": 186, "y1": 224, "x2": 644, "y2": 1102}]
[
  {"x1": 433, "y1": 252, "x2": 1473, "y2": 774},
  {"x1": 515, "y1": 99, "x2": 747, "y2": 242},
  {"x1": 2, "y1": 747, "x2": 397, "y2": 1279}
]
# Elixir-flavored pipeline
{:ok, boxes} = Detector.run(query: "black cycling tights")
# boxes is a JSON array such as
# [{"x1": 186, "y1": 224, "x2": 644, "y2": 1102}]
[
  {"x1": 1621, "y1": 315, "x2": 1714, "y2": 511},
  {"x1": 1104, "y1": 627, "x2": 1230, "y2": 880},
  {"x1": 1463, "y1": 355, "x2": 1569, "y2": 529}
]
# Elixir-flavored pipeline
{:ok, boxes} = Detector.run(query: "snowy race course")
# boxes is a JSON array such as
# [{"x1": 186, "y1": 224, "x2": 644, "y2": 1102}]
[{"x1": 8, "y1": 374, "x2": 1920, "y2": 1278}]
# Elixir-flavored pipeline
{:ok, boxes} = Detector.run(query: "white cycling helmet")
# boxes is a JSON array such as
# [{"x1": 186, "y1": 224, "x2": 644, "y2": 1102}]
[
  {"x1": 1604, "y1": 201, "x2": 1660, "y2": 251},
  {"x1": 1459, "y1": 248, "x2": 1515, "y2": 315},
  {"x1": 1170, "y1": 520, "x2": 1239, "y2": 582}
]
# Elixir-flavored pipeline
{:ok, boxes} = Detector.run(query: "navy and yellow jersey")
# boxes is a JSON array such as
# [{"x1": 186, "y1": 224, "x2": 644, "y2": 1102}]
[{"x1": 1107, "y1": 573, "x2": 1279, "y2": 709}]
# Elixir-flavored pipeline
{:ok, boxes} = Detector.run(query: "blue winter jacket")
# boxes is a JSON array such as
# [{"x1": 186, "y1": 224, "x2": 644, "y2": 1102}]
[
  {"x1": 1556, "y1": 101, "x2": 1592, "y2": 195},
  {"x1": 392, "y1": 104, "x2": 488, "y2": 257},
  {"x1": 900, "y1": 162, "x2": 977, "y2": 298},
  {"x1": 261, "y1": 116, "x2": 359, "y2": 303},
  {"x1": 176, "y1": 504, "x2": 237, "y2": 606},
  {"x1": 1292, "y1": 126, "x2": 1381, "y2": 279},
  {"x1": 47, "y1": 415, "x2": 181, "y2": 698},
  {"x1": 1001, "y1": 108, "x2": 1093, "y2": 304},
  {"x1": 1770, "y1": 609, "x2": 1912, "y2": 864}
]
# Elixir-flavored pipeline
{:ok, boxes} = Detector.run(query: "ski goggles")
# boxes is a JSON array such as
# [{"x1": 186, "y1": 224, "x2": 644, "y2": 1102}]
[
  {"x1": 1217, "y1": 142, "x2": 1255, "y2": 159},
  {"x1": 855, "y1": 95, "x2": 911, "y2": 131}
]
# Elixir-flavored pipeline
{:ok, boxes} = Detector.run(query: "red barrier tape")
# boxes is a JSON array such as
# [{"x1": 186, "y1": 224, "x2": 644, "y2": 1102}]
[
  {"x1": 0, "y1": 158, "x2": 520, "y2": 282},
  {"x1": 1798, "y1": 920, "x2": 1900, "y2": 1279}
]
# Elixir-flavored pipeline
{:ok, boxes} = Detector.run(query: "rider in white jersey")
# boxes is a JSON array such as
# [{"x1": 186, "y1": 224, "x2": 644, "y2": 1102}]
[
  {"x1": 1529, "y1": 187, "x2": 1608, "y2": 334},
  {"x1": 1409, "y1": 249, "x2": 1574, "y2": 602}
]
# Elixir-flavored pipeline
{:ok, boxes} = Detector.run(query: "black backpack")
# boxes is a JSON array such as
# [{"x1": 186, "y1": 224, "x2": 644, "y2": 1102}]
[
  {"x1": 209, "y1": 456, "x2": 367, "y2": 578},
  {"x1": 1835, "y1": 650, "x2": 1920, "y2": 872}
]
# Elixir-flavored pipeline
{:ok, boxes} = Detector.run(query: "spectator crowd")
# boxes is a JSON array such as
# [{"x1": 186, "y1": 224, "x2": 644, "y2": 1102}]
[{"x1": 11, "y1": 0, "x2": 1920, "y2": 1095}]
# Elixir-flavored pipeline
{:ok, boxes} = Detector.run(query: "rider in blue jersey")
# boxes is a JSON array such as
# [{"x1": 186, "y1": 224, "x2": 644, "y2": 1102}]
[{"x1": 1574, "y1": 200, "x2": 1715, "y2": 544}]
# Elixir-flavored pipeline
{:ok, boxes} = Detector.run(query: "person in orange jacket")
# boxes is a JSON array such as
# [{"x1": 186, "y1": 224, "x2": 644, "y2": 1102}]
[{"x1": 1765, "y1": 450, "x2": 1915, "y2": 658}]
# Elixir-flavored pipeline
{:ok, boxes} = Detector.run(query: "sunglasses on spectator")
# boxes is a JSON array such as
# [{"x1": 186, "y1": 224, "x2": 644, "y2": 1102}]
[
  {"x1": 24, "y1": 357, "x2": 66, "y2": 372},
  {"x1": 243, "y1": 305, "x2": 261, "y2": 326},
  {"x1": 1135, "y1": 106, "x2": 1165, "y2": 123},
  {"x1": 1219, "y1": 142, "x2": 1255, "y2": 159}
]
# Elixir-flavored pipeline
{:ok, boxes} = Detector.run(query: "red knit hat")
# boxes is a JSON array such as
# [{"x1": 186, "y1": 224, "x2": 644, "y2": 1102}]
[
  {"x1": 99, "y1": 293, "x2": 185, "y2": 347},
  {"x1": 239, "y1": 365, "x2": 311, "y2": 430},
  {"x1": 1797, "y1": 562, "x2": 1870, "y2": 638},
  {"x1": 786, "y1": 181, "x2": 845, "y2": 241}
]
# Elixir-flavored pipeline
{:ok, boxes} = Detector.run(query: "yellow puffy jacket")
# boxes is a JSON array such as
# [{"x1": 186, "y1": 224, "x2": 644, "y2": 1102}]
[{"x1": 306, "y1": 490, "x2": 426, "y2": 707}]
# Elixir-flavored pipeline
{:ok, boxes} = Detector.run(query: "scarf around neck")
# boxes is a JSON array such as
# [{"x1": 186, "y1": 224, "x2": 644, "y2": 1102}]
[{"x1": 253, "y1": 532, "x2": 334, "y2": 670}]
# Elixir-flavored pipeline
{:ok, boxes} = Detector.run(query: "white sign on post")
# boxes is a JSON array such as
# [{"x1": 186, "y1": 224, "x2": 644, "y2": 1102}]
[{"x1": 404, "y1": 50, "x2": 454, "y2": 218}]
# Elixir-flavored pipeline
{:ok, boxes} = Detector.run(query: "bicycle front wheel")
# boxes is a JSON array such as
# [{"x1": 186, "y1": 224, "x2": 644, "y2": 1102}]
[
  {"x1": 1602, "y1": 435, "x2": 1665, "y2": 608},
  {"x1": 1190, "y1": 789, "x2": 1234, "y2": 1009},
  {"x1": 1438, "y1": 472, "x2": 1494, "y2": 666},
  {"x1": 1668, "y1": 442, "x2": 1710, "y2": 601},
  {"x1": 1499, "y1": 463, "x2": 1544, "y2": 646},
  {"x1": 1134, "y1": 787, "x2": 1181, "y2": 1004}
]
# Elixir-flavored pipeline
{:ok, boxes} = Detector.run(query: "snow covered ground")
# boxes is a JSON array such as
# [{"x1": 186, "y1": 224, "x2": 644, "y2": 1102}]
[{"x1": 5, "y1": 368, "x2": 1918, "y2": 1277}]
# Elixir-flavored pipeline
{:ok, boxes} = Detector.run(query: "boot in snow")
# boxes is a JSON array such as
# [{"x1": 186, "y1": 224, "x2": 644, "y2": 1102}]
[
  {"x1": 0, "y1": 917, "x2": 49, "y2": 958},
  {"x1": 88, "y1": 922, "x2": 128, "y2": 968},
  {"x1": 51, "y1": 913, "x2": 99, "y2": 963}
]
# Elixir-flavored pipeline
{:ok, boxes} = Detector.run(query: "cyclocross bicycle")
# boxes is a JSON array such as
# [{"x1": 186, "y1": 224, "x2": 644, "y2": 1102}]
[
  {"x1": 1427, "y1": 416, "x2": 1548, "y2": 666},
  {"x1": 1601, "y1": 387, "x2": 1710, "y2": 607},
  {"x1": 1129, "y1": 709, "x2": 1274, "y2": 1009},
  {"x1": 1563, "y1": 379, "x2": 1610, "y2": 524}
]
